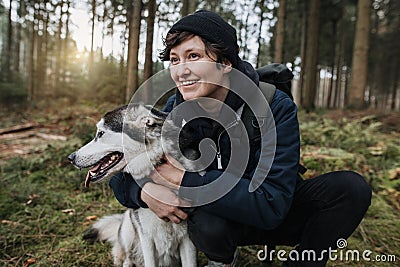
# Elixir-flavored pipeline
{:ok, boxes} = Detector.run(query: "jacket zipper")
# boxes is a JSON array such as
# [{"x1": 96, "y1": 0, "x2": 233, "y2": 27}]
[{"x1": 214, "y1": 104, "x2": 245, "y2": 169}]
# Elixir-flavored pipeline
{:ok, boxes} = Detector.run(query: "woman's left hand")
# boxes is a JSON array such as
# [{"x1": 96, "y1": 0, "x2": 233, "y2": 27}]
[{"x1": 149, "y1": 155, "x2": 185, "y2": 189}]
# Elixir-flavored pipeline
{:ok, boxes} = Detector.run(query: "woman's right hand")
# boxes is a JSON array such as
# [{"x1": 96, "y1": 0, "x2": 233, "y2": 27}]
[{"x1": 141, "y1": 182, "x2": 190, "y2": 224}]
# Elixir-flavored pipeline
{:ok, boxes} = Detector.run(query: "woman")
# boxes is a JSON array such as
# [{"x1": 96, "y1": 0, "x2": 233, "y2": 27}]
[{"x1": 110, "y1": 10, "x2": 371, "y2": 266}]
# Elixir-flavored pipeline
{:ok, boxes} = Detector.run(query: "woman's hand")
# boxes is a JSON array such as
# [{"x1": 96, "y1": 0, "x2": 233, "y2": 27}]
[
  {"x1": 150, "y1": 155, "x2": 185, "y2": 189},
  {"x1": 141, "y1": 182, "x2": 190, "y2": 224}
]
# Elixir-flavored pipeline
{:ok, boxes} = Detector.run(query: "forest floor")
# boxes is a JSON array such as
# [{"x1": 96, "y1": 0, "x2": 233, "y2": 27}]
[{"x1": 0, "y1": 103, "x2": 399, "y2": 267}]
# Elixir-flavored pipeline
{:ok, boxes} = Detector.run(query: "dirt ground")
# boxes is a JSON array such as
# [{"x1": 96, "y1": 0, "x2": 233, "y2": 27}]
[{"x1": 324, "y1": 109, "x2": 400, "y2": 133}]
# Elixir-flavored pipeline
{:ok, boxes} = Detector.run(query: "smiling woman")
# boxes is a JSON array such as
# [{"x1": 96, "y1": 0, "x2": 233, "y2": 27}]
[
  {"x1": 169, "y1": 35, "x2": 232, "y2": 102},
  {"x1": 108, "y1": 10, "x2": 373, "y2": 267}
]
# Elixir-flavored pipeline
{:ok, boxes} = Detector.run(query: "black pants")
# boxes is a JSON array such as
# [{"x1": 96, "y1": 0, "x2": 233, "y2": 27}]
[{"x1": 187, "y1": 171, "x2": 372, "y2": 266}]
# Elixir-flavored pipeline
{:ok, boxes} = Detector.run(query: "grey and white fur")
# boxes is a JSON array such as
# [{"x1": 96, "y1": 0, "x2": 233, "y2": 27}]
[{"x1": 68, "y1": 104, "x2": 197, "y2": 267}]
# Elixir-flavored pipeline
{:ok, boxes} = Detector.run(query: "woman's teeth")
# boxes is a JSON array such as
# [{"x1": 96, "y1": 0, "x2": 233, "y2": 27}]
[{"x1": 181, "y1": 80, "x2": 198, "y2": 86}]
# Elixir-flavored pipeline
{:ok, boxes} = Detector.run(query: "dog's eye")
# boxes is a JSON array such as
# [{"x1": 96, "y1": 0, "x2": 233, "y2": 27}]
[{"x1": 97, "y1": 131, "x2": 105, "y2": 138}]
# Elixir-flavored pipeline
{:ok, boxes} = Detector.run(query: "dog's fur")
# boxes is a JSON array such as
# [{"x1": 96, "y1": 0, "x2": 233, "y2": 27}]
[{"x1": 69, "y1": 104, "x2": 197, "y2": 267}]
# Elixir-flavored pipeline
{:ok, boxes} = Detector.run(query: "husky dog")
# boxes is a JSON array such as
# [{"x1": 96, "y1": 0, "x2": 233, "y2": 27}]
[{"x1": 68, "y1": 104, "x2": 197, "y2": 267}]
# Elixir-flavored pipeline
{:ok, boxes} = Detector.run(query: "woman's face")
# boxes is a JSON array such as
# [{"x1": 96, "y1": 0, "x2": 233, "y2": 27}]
[{"x1": 169, "y1": 36, "x2": 232, "y2": 102}]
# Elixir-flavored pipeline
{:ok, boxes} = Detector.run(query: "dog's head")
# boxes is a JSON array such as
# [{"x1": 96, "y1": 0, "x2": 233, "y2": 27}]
[{"x1": 68, "y1": 104, "x2": 171, "y2": 187}]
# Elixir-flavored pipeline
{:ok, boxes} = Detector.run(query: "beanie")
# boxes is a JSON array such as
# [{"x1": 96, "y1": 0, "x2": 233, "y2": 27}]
[{"x1": 168, "y1": 10, "x2": 240, "y2": 67}]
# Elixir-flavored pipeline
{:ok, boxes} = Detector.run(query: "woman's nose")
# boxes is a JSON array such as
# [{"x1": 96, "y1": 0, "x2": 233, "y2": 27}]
[{"x1": 173, "y1": 62, "x2": 191, "y2": 78}]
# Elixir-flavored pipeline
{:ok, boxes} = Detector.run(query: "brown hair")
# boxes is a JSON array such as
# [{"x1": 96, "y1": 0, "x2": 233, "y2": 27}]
[{"x1": 159, "y1": 31, "x2": 231, "y2": 66}]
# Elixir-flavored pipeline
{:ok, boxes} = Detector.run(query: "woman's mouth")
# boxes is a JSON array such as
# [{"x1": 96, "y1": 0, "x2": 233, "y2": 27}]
[{"x1": 180, "y1": 80, "x2": 199, "y2": 87}]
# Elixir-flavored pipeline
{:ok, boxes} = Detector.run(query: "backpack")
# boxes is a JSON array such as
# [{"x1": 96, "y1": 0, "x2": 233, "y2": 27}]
[
  {"x1": 256, "y1": 63, "x2": 294, "y2": 100},
  {"x1": 245, "y1": 63, "x2": 306, "y2": 175},
  {"x1": 241, "y1": 63, "x2": 294, "y2": 137}
]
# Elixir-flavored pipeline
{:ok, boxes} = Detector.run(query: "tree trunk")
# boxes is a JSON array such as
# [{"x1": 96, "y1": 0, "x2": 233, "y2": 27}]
[
  {"x1": 299, "y1": 1, "x2": 308, "y2": 105},
  {"x1": 348, "y1": 0, "x2": 371, "y2": 109},
  {"x1": 62, "y1": 1, "x2": 70, "y2": 84},
  {"x1": 100, "y1": 0, "x2": 107, "y2": 61},
  {"x1": 28, "y1": 12, "x2": 36, "y2": 102},
  {"x1": 320, "y1": 69, "x2": 326, "y2": 107},
  {"x1": 15, "y1": 1, "x2": 23, "y2": 74},
  {"x1": 333, "y1": 17, "x2": 345, "y2": 109},
  {"x1": 327, "y1": 19, "x2": 338, "y2": 108},
  {"x1": 181, "y1": 0, "x2": 198, "y2": 16},
  {"x1": 120, "y1": 23, "x2": 127, "y2": 80},
  {"x1": 125, "y1": 0, "x2": 142, "y2": 102},
  {"x1": 144, "y1": 0, "x2": 156, "y2": 81},
  {"x1": 36, "y1": 28, "x2": 43, "y2": 97},
  {"x1": 189, "y1": 0, "x2": 198, "y2": 14},
  {"x1": 110, "y1": 4, "x2": 115, "y2": 61},
  {"x1": 391, "y1": 42, "x2": 400, "y2": 110},
  {"x1": 55, "y1": 2, "x2": 63, "y2": 94},
  {"x1": 42, "y1": 4, "x2": 49, "y2": 95},
  {"x1": 181, "y1": 0, "x2": 190, "y2": 17},
  {"x1": 120, "y1": 33, "x2": 126, "y2": 104},
  {"x1": 302, "y1": 0, "x2": 320, "y2": 110},
  {"x1": 244, "y1": 6, "x2": 251, "y2": 60},
  {"x1": 89, "y1": 0, "x2": 96, "y2": 77},
  {"x1": 256, "y1": 0, "x2": 266, "y2": 68},
  {"x1": 274, "y1": 0, "x2": 286, "y2": 63},
  {"x1": 35, "y1": 2, "x2": 45, "y2": 97},
  {"x1": 142, "y1": 0, "x2": 156, "y2": 103},
  {"x1": 6, "y1": 0, "x2": 13, "y2": 81}
]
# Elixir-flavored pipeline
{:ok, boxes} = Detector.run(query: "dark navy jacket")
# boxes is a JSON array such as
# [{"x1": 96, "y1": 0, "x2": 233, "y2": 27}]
[{"x1": 110, "y1": 88, "x2": 301, "y2": 230}]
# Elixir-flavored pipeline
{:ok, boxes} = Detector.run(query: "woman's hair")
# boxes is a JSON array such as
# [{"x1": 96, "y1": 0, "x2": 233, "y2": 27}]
[{"x1": 159, "y1": 31, "x2": 232, "y2": 66}]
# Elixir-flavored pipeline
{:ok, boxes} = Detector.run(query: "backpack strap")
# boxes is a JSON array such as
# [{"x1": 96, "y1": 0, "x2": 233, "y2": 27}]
[
  {"x1": 241, "y1": 82, "x2": 307, "y2": 175},
  {"x1": 241, "y1": 81, "x2": 276, "y2": 144},
  {"x1": 258, "y1": 81, "x2": 276, "y2": 104}
]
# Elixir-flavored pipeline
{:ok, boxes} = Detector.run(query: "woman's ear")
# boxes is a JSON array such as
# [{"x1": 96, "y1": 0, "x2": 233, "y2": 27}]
[{"x1": 222, "y1": 60, "x2": 232, "y2": 74}]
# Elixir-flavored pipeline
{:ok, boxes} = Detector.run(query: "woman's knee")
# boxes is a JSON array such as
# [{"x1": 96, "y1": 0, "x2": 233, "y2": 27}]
[
  {"x1": 327, "y1": 171, "x2": 372, "y2": 210},
  {"x1": 187, "y1": 209, "x2": 232, "y2": 242},
  {"x1": 186, "y1": 209, "x2": 237, "y2": 262}
]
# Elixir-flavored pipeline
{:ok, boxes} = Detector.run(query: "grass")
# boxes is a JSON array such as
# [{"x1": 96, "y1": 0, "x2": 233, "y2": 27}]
[
  {"x1": 0, "y1": 141, "x2": 123, "y2": 266},
  {"x1": 0, "y1": 106, "x2": 399, "y2": 266}
]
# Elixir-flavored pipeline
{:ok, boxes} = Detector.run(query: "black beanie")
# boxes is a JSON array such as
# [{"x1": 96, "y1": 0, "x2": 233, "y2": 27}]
[{"x1": 168, "y1": 10, "x2": 240, "y2": 67}]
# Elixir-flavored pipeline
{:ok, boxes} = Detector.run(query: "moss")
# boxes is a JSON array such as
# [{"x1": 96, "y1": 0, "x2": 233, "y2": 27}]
[{"x1": 1, "y1": 107, "x2": 399, "y2": 266}]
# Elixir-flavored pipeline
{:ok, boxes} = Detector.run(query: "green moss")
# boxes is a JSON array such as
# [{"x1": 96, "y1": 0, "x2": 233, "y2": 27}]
[{"x1": 1, "y1": 108, "x2": 399, "y2": 266}]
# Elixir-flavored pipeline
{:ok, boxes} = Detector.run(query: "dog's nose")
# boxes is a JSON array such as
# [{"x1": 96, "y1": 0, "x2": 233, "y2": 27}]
[{"x1": 68, "y1": 152, "x2": 76, "y2": 162}]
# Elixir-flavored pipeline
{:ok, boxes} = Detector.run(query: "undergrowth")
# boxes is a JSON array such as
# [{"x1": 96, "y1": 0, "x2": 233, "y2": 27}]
[{"x1": 0, "y1": 108, "x2": 399, "y2": 266}]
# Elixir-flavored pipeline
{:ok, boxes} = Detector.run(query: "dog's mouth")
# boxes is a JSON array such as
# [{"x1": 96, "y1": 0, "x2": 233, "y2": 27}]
[{"x1": 85, "y1": 152, "x2": 124, "y2": 187}]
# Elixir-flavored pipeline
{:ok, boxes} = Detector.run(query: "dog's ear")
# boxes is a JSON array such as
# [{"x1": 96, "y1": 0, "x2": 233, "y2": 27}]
[
  {"x1": 146, "y1": 105, "x2": 168, "y2": 119},
  {"x1": 142, "y1": 115, "x2": 164, "y2": 128}
]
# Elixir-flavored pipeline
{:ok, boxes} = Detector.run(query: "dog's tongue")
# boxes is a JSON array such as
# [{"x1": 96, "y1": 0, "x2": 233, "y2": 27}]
[
  {"x1": 85, "y1": 171, "x2": 91, "y2": 188},
  {"x1": 85, "y1": 164, "x2": 101, "y2": 188}
]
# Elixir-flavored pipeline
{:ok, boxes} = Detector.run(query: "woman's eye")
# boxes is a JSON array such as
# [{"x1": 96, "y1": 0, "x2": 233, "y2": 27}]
[
  {"x1": 189, "y1": 53, "x2": 200, "y2": 60},
  {"x1": 170, "y1": 57, "x2": 179, "y2": 64}
]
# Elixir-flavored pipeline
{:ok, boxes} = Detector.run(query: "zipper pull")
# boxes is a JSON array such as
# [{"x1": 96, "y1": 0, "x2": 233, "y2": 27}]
[{"x1": 216, "y1": 152, "x2": 222, "y2": 169}]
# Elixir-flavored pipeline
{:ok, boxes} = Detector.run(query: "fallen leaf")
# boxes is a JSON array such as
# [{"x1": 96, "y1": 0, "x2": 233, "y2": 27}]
[
  {"x1": 368, "y1": 142, "x2": 387, "y2": 156},
  {"x1": 29, "y1": 194, "x2": 40, "y2": 199},
  {"x1": 388, "y1": 169, "x2": 400, "y2": 180},
  {"x1": 86, "y1": 215, "x2": 98, "y2": 221},
  {"x1": 61, "y1": 209, "x2": 76, "y2": 215},
  {"x1": 23, "y1": 258, "x2": 36, "y2": 267},
  {"x1": 2, "y1": 220, "x2": 22, "y2": 227}
]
